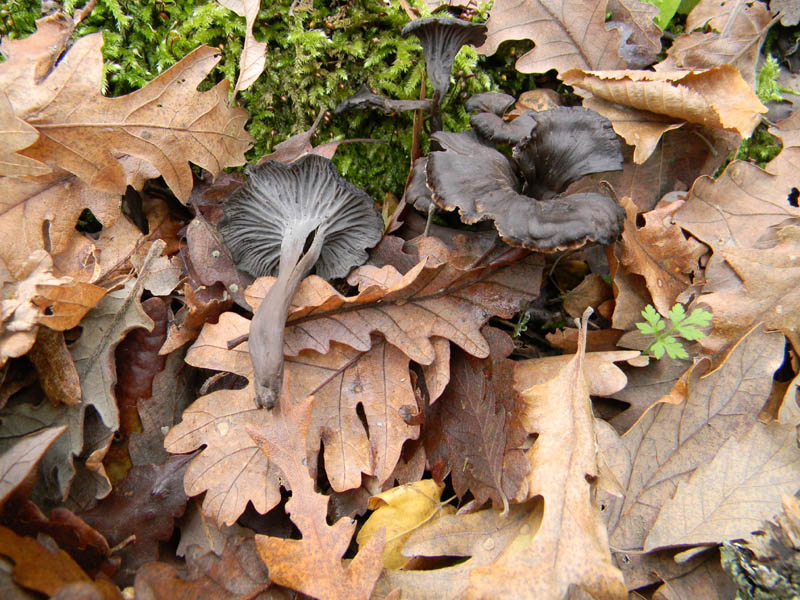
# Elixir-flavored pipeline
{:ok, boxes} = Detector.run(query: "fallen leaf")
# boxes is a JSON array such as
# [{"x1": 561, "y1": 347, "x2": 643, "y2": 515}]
[
  {"x1": 602, "y1": 325, "x2": 785, "y2": 552},
  {"x1": 545, "y1": 327, "x2": 625, "y2": 353},
  {"x1": 0, "y1": 23, "x2": 253, "y2": 201},
  {"x1": 563, "y1": 66, "x2": 767, "y2": 162},
  {"x1": 249, "y1": 397, "x2": 385, "y2": 600},
  {"x1": 0, "y1": 90, "x2": 49, "y2": 177},
  {"x1": 219, "y1": 0, "x2": 267, "y2": 96},
  {"x1": 656, "y1": 0, "x2": 773, "y2": 85},
  {"x1": 675, "y1": 110, "x2": 800, "y2": 301},
  {"x1": 176, "y1": 499, "x2": 253, "y2": 557},
  {"x1": 160, "y1": 283, "x2": 233, "y2": 355},
  {"x1": 0, "y1": 426, "x2": 65, "y2": 509},
  {"x1": 617, "y1": 196, "x2": 707, "y2": 316},
  {"x1": 1, "y1": 250, "x2": 105, "y2": 365},
  {"x1": 80, "y1": 456, "x2": 190, "y2": 586},
  {"x1": 28, "y1": 329, "x2": 81, "y2": 406},
  {"x1": 134, "y1": 535, "x2": 272, "y2": 599},
  {"x1": 464, "y1": 310, "x2": 626, "y2": 599},
  {"x1": 645, "y1": 421, "x2": 800, "y2": 551},
  {"x1": 479, "y1": 0, "x2": 627, "y2": 73},
  {"x1": 653, "y1": 549, "x2": 737, "y2": 600},
  {"x1": 606, "y1": 0, "x2": 663, "y2": 69},
  {"x1": 562, "y1": 273, "x2": 613, "y2": 318},
  {"x1": 696, "y1": 221, "x2": 800, "y2": 353},
  {"x1": 424, "y1": 328, "x2": 529, "y2": 511},
  {"x1": 357, "y1": 479, "x2": 452, "y2": 569},
  {"x1": 773, "y1": 0, "x2": 800, "y2": 26}
]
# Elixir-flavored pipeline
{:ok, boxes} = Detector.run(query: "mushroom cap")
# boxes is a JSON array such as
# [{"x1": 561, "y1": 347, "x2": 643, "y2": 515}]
[
  {"x1": 464, "y1": 92, "x2": 516, "y2": 115},
  {"x1": 470, "y1": 111, "x2": 538, "y2": 147},
  {"x1": 427, "y1": 107, "x2": 625, "y2": 251},
  {"x1": 218, "y1": 154, "x2": 384, "y2": 280},
  {"x1": 401, "y1": 17, "x2": 487, "y2": 102}
]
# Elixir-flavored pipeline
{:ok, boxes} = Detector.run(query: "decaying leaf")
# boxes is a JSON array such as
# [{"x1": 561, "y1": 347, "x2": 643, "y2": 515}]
[
  {"x1": 27, "y1": 329, "x2": 81, "y2": 407},
  {"x1": 463, "y1": 310, "x2": 626, "y2": 599},
  {"x1": 249, "y1": 397, "x2": 385, "y2": 600},
  {"x1": 645, "y1": 421, "x2": 800, "y2": 551},
  {"x1": 675, "y1": 109, "x2": 800, "y2": 304},
  {"x1": 617, "y1": 196, "x2": 707, "y2": 316},
  {"x1": 424, "y1": 328, "x2": 529, "y2": 511},
  {"x1": 479, "y1": 0, "x2": 627, "y2": 73},
  {"x1": 606, "y1": 0, "x2": 663, "y2": 69},
  {"x1": 0, "y1": 426, "x2": 66, "y2": 509},
  {"x1": 563, "y1": 66, "x2": 767, "y2": 162},
  {"x1": 602, "y1": 325, "x2": 785, "y2": 552}
]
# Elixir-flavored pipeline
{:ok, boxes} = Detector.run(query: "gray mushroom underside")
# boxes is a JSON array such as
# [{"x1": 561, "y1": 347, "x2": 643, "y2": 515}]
[
  {"x1": 401, "y1": 17, "x2": 487, "y2": 101},
  {"x1": 427, "y1": 130, "x2": 625, "y2": 250},
  {"x1": 218, "y1": 155, "x2": 384, "y2": 280}
]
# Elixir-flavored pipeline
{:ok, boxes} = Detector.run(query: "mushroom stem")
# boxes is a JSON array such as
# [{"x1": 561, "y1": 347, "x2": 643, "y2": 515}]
[{"x1": 249, "y1": 224, "x2": 326, "y2": 409}]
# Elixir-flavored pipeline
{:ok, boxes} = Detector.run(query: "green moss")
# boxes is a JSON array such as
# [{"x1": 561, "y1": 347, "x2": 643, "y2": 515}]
[{"x1": 0, "y1": 0, "x2": 39, "y2": 39}]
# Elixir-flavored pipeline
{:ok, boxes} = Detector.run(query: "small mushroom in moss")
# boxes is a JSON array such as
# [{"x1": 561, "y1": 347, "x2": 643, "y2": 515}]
[
  {"x1": 426, "y1": 106, "x2": 625, "y2": 250},
  {"x1": 219, "y1": 155, "x2": 384, "y2": 408},
  {"x1": 336, "y1": 16, "x2": 486, "y2": 134}
]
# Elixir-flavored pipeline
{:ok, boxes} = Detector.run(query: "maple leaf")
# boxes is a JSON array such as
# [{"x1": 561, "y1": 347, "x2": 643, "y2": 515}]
[
  {"x1": 602, "y1": 325, "x2": 785, "y2": 552},
  {"x1": 479, "y1": 0, "x2": 627, "y2": 73},
  {"x1": 248, "y1": 397, "x2": 385, "y2": 600},
  {"x1": 616, "y1": 197, "x2": 707, "y2": 317},
  {"x1": 644, "y1": 421, "x2": 800, "y2": 551},
  {"x1": 562, "y1": 66, "x2": 767, "y2": 163}
]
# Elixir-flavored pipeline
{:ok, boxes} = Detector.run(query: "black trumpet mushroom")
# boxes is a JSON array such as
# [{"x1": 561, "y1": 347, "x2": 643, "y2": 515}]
[{"x1": 218, "y1": 155, "x2": 383, "y2": 409}]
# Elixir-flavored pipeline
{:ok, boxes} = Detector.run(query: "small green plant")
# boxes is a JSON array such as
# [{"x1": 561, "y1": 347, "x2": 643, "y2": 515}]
[{"x1": 636, "y1": 303, "x2": 712, "y2": 359}]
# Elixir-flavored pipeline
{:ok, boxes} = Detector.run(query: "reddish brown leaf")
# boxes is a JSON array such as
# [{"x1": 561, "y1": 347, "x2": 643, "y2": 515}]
[
  {"x1": 28, "y1": 328, "x2": 81, "y2": 406},
  {"x1": 425, "y1": 328, "x2": 529, "y2": 510},
  {"x1": 80, "y1": 456, "x2": 190, "y2": 586},
  {"x1": 160, "y1": 283, "x2": 233, "y2": 355},
  {"x1": 248, "y1": 397, "x2": 385, "y2": 600}
]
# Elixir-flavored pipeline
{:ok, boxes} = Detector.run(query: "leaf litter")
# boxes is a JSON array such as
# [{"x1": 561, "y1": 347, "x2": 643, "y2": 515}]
[{"x1": 2, "y1": 1, "x2": 800, "y2": 599}]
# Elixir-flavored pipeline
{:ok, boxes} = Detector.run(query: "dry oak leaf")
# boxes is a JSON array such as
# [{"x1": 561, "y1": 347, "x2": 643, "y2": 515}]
[
  {"x1": 644, "y1": 421, "x2": 800, "y2": 552},
  {"x1": 606, "y1": 0, "x2": 662, "y2": 69},
  {"x1": 601, "y1": 325, "x2": 785, "y2": 552},
  {"x1": 464, "y1": 310, "x2": 626, "y2": 600},
  {"x1": 697, "y1": 221, "x2": 800, "y2": 355},
  {"x1": 424, "y1": 328, "x2": 530, "y2": 512},
  {"x1": 0, "y1": 20, "x2": 253, "y2": 201},
  {"x1": 0, "y1": 90, "x2": 49, "y2": 177},
  {"x1": 478, "y1": 0, "x2": 627, "y2": 74},
  {"x1": 675, "y1": 110, "x2": 800, "y2": 301},
  {"x1": 246, "y1": 239, "x2": 543, "y2": 365},
  {"x1": 562, "y1": 65, "x2": 767, "y2": 163},
  {"x1": 1, "y1": 250, "x2": 105, "y2": 365},
  {"x1": 655, "y1": 0, "x2": 772, "y2": 86},
  {"x1": 248, "y1": 396, "x2": 386, "y2": 600},
  {"x1": 0, "y1": 426, "x2": 65, "y2": 510},
  {"x1": 218, "y1": 0, "x2": 267, "y2": 96},
  {"x1": 617, "y1": 196, "x2": 707, "y2": 316},
  {"x1": 168, "y1": 320, "x2": 418, "y2": 523}
]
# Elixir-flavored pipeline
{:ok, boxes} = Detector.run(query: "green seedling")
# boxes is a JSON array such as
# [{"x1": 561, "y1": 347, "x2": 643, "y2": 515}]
[{"x1": 636, "y1": 303, "x2": 712, "y2": 359}]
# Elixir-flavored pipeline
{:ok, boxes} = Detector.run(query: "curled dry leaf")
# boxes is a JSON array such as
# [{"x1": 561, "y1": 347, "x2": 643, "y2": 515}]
[
  {"x1": 644, "y1": 421, "x2": 800, "y2": 552},
  {"x1": 1, "y1": 250, "x2": 105, "y2": 365},
  {"x1": 602, "y1": 325, "x2": 785, "y2": 552},
  {"x1": 655, "y1": 0, "x2": 772, "y2": 85},
  {"x1": 27, "y1": 328, "x2": 82, "y2": 407},
  {"x1": 218, "y1": 0, "x2": 267, "y2": 96},
  {"x1": 0, "y1": 426, "x2": 66, "y2": 509},
  {"x1": 563, "y1": 66, "x2": 767, "y2": 163},
  {"x1": 248, "y1": 397, "x2": 385, "y2": 600},
  {"x1": 617, "y1": 196, "x2": 707, "y2": 316},
  {"x1": 479, "y1": 0, "x2": 627, "y2": 73},
  {"x1": 424, "y1": 328, "x2": 529, "y2": 511}
]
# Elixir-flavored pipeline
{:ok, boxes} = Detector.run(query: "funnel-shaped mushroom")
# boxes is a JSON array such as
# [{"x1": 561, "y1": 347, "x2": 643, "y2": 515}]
[
  {"x1": 219, "y1": 155, "x2": 383, "y2": 408},
  {"x1": 426, "y1": 106, "x2": 625, "y2": 250},
  {"x1": 401, "y1": 17, "x2": 487, "y2": 104}
]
